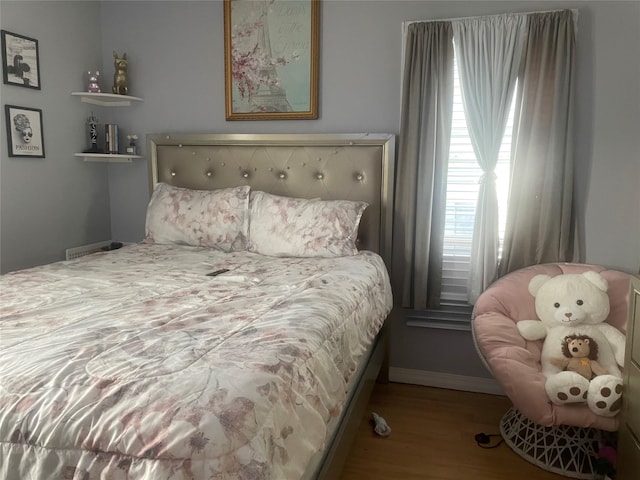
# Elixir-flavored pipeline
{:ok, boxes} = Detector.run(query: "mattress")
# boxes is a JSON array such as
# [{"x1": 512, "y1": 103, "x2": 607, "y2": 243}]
[{"x1": 0, "y1": 244, "x2": 392, "y2": 479}]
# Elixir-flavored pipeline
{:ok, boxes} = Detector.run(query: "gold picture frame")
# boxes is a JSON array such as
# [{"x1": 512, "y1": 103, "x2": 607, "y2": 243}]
[{"x1": 224, "y1": 0, "x2": 320, "y2": 121}]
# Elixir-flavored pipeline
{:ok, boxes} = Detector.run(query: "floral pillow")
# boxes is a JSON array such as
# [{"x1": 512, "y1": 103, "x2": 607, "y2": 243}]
[
  {"x1": 144, "y1": 183, "x2": 250, "y2": 252},
  {"x1": 248, "y1": 191, "x2": 368, "y2": 257}
]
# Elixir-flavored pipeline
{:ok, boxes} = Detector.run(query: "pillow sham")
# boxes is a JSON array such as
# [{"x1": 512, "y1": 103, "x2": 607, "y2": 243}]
[
  {"x1": 144, "y1": 183, "x2": 250, "y2": 252},
  {"x1": 248, "y1": 191, "x2": 368, "y2": 257}
]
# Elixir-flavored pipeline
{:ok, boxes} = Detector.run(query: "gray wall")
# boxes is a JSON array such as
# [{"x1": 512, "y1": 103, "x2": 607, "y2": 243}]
[
  {"x1": 2, "y1": 1, "x2": 639, "y2": 380},
  {"x1": 0, "y1": 1, "x2": 111, "y2": 273},
  {"x1": 583, "y1": 3, "x2": 640, "y2": 271}
]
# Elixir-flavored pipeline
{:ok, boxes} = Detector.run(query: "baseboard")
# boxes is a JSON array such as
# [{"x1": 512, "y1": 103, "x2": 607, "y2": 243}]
[{"x1": 389, "y1": 367, "x2": 505, "y2": 396}]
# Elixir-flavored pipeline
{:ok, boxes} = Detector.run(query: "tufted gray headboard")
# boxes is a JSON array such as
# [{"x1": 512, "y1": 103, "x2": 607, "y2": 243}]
[{"x1": 147, "y1": 133, "x2": 395, "y2": 263}]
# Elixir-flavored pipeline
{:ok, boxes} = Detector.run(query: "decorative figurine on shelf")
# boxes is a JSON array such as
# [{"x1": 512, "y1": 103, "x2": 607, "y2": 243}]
[
  {"x1": 126, "y1": 134, "x2": 138, "y2": 156},
  {"x1": 87, "y1": 70, "x2": 101, "y2": 93},
  {"x1": 84, "y1": 112, "x2": 100, "y2": 153},
  {"x1": 112, "y1": 51, "x2": 129, "y2": 95}
]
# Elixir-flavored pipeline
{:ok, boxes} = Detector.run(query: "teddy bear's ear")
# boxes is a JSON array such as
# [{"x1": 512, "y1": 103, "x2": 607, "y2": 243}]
[
  {"x1": 528, "y1": 274, "x2": 551, "y2": 296},
  {"x1": 584, "y1": 338, "x2": 590, "y2": 344},
  {"x1": 582, "y1": 271, "x2": 608, "y2": 292}
]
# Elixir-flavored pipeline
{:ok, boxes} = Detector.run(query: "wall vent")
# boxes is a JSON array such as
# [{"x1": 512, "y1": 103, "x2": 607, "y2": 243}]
[{"x1": 65, "y1": 241, "x2": 114, "y2": 260}]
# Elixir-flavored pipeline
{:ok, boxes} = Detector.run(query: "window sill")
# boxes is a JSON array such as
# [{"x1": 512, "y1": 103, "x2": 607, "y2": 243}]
[{"x1": 404, "y1": 305, "x2": 473, "y2": 331}]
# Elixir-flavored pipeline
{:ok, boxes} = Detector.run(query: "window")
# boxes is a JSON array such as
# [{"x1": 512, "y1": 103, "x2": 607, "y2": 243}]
[
  {"x1": 397, "y1": 12, "x2": 576, "y2": 315},
  {"x1": 440, "y1": 53, "x2": 517, "y2": 305}
]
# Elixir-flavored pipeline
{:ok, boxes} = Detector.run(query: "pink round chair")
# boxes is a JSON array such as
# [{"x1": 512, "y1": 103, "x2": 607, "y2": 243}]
[{"x1": 472, "y1": 263, "x2": 633, "y2": 478}]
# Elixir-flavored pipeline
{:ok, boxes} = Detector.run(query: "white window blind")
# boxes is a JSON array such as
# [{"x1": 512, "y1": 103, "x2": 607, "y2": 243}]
[{"x1": 441, "y1": 54, "x2": 516, "y2": 305}]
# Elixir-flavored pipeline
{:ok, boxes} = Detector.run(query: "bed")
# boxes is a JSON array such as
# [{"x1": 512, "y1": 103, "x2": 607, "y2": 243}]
[{"x1": 0, "y1": 133, "x2": 395, "y2": 480}]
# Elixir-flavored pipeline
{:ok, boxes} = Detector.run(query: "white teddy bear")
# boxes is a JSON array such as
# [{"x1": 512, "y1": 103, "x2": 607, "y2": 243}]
[{"x1": 517, "y1": 271, "x2": 626, "y2": 417}]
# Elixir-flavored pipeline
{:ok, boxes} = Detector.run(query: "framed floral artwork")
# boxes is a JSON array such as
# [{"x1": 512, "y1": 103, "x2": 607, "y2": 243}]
[
  {"x1": 5, "y1": 105, "x2": 45, "y2": 158},
  {"x1": 224, "y1": 0, "x2": 319, "y2": 120},
  {"x1": 1, "y1": 30, "x2": 41, "y2": 89}
]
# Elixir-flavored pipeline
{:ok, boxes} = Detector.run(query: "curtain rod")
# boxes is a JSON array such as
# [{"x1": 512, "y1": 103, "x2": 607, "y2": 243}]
[{"x1": 402, "y1": 8, "x2": 578, "y2": 27}]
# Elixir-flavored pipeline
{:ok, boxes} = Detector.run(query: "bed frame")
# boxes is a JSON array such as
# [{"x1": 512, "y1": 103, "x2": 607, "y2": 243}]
[{"x1": 147, "y1": 133, "x2": 395, "y2": 478}]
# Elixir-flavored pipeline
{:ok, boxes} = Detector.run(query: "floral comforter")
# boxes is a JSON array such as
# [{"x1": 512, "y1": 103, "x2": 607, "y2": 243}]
[{"x1": 0, "y1": 244, "x2": 392, "y2": 480}]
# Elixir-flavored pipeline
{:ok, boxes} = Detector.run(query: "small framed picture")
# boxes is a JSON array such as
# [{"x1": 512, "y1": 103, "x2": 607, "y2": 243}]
[
  {"x1": 1, "y1": 30, "x2": 41, "y2": 89},
  {"x1": 5, "y1": 105, "x2": 45, "y2": 158}
]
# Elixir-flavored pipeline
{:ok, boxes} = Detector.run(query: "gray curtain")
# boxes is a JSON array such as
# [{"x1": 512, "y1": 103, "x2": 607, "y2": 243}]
[
  {"x1": 498, "y1": 10, "x2": 580, "y2": 276},
  {"x1": 452, "y1": 14, "x2": 526, "y2": 302},
  {"x1": 392, "y1": 22, "x2": 454, "y2": 309}
]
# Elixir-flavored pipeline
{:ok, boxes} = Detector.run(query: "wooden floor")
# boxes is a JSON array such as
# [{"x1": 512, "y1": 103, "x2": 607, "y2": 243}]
[{"x1": 340, "y1": 382, "x2": 567, "y2": 479}]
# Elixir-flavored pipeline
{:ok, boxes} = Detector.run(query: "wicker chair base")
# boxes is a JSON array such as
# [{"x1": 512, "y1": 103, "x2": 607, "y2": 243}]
[{"x1": 500, "y1": 407, "x2": 608, "y2": 479}]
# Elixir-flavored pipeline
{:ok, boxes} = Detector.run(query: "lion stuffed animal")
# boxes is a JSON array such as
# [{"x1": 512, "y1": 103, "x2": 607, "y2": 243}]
[{"x1": 550, "y1": 334, "x2": 609, "y2": 380}]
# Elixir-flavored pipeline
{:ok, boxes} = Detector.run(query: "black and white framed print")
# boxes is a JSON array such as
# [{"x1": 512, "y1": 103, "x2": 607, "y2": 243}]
[
  {"x1": 5, "y1": 105, "x2": 45, "y2": 158},
  {"x1": 1, "y1": 30, "x2": 41, "y2": 89}
]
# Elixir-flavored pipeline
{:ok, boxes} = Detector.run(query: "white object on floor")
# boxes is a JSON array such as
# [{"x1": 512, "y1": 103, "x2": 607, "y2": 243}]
[{"x1": 371, "y1": 412, "x2": 391, "y2": 436}]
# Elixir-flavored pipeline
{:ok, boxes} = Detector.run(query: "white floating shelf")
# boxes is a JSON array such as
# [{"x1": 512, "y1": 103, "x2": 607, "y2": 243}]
[
  {"x1": 75, "y1": 153, "x2": 142, "y2": 163},
  {"x1": 71, "y1": 92, "x2": 144, "y2": 107}
]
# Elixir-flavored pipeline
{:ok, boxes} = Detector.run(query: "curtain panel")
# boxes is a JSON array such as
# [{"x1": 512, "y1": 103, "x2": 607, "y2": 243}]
[
  {"x1": 452, "y1": 14, "x2": 527, "y2": 302},
  {"x1": 391, "y1": 21, "x2": 454, "y2": 309},
  {"x1": 498, "y1": 10, "x2": 580, "y2": 276}
]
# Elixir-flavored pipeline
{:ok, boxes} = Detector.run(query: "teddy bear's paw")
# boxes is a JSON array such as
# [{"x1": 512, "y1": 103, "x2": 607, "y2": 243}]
[
  {"x1": 587, "y1": 375, "x2": 623, "y2": 417},
  {"x1": 545, "y1": 371, "x2": 590, "y2": 405}
]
